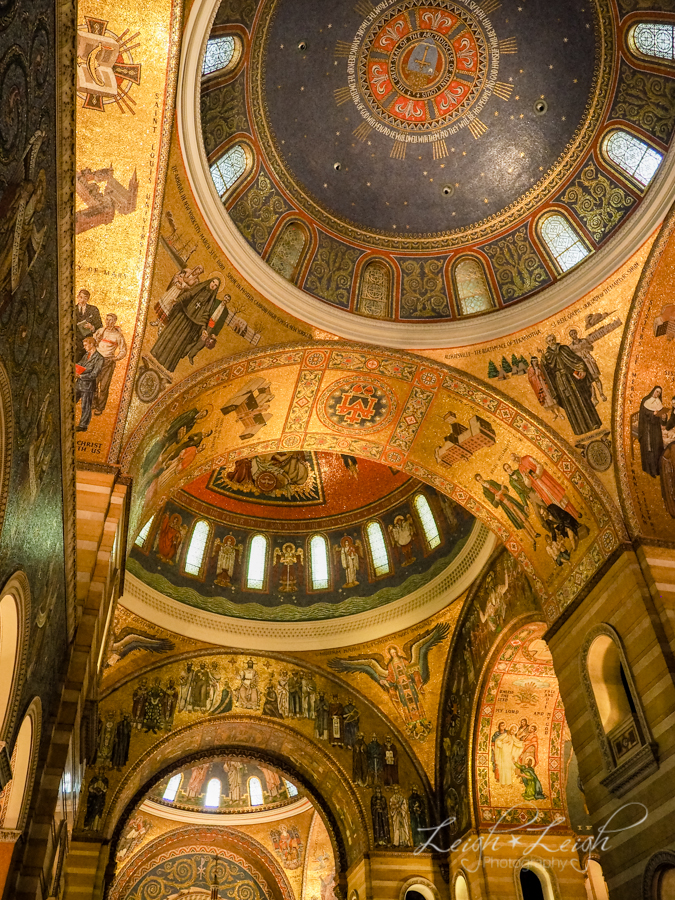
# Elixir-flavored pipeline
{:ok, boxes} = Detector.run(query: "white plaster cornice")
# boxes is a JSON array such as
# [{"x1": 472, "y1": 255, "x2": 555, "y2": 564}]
[
  {"x1": 177, "y1": 0, "x2": 675, "y2": 349},
  {"x1": 140, "y1": 796, "x2": 312, "y2": 825},
  {"x1": 121, "y1": 522, "x2": 495, "y2": 650}
]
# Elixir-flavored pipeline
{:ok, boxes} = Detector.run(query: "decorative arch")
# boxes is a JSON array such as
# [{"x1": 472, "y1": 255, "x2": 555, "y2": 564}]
[
  {"x1": 0, "y1": 571, "x2": 31, "y2": 744},
  {"x1": 121, "y1": 342, "x2": 622, "y2": 627},
  {"x1": 580, "y1": 623, "x2": 657, "y2": 791},
  {"x1": 0, "y1": 696, "x2": 41, "y2": 832},
  {"x1": 0, "y1": 360, "x2": 12, "y2": 544},
  {"x1": 109, "y1": 824, "x2": 294, "y2": 900},
  {"x1": 642, "y1": 849, "x2": 675, "y2": 900},
  {"x1": 399, "y1": 875, "x2": 441, "y2": 900},
  {"x1": 513, "y1": 857, "x2": 561, "y2": 900},
  {"x1": 101, "y1": 718, "x2": 369, "y2": 870}
]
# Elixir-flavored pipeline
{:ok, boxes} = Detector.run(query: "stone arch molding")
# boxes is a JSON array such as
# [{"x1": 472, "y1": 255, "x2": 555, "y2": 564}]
[
  {"x1": 0, "y1": 360, "x2": 12, "y2": 545},
  {"x1": 0, "y1": 696, "x2": 42, "y2": 833},
  {"x1": 642, "y1": 849, "x2": 675, "y2": 900},
  {"x1": 513, "y1": 856, "x2": 562, "y2": 900},
  {"x1": 101, "y1": 716, "x2": 369, "y2": 869},
  {"x1": 0, "y1": 571, "x2": 31, "y2": 745},
  {"x1": 122, "y1": 342, "x2": 622, "y2": 623},
  {"x1": 109, "y1": 823, "x2": 294, "y2": 900},
  {"x1": 399, "y1": 875, "x2": 441, "y2": 900}
]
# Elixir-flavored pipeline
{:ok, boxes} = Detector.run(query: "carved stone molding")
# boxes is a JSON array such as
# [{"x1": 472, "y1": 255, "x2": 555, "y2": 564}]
[
  {"x1": 0, "y1": 829, "x2": 21, "y2": 843},
  {"x1": 600, "y1": 741, "x2": 659, "y2": 798},
  {"x1": 642, "y1": 849, "x2": 675, "y2": 900},
  {"x1": 0, "y1": 742, "x2": 12, "y2": 791}
]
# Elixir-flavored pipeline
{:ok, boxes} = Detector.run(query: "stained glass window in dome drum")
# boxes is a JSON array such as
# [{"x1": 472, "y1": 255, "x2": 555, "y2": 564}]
[
  {"x1": 269, "y1": 221, "x2": 308, "y2": 282},
  {"x1": 366, "y1": 521, "x2": 390, "y2": 576},
  {"x1": 249, "y1": 776, "x2": 264, "y2": 806},
  {"x1": 630, "y1": 22, "x2": 675, "y2": 61},
  {"x1": 604, "y1": 130, "x2": 662, "y2": 188},
  {"x1": 539, "y1": 214, "x2": 590, "y2": 273},
  {"x1": 357, "y1": 260, "x2": 392, "y2": 319},
  {"x1": 184, "y1": 520, "x2": 210, "y2": 576},
  {"x1": 202, "y1": 35, "x2": 240, "y2": 75},
  {"x1": 135, "y1": 515, "x2": 154, "y2": 549},
  {"x1": 246, "y1": 534, "x2": 268, "y2": 590},
  {"x1": 204, "y1": 778, "x2": 221, "y2": 808},
  {"x1": 210, "y1": 144, "x2": 248, "y2": 198},
  {"x1": 453, "y1": 257, "x2": 494, "y2": 316},
  {"x1": 414, "y1": 494, "x2": 441, "y2": 550},
  {"x1": 310, "y1": 534, "x2": 330, "y2": 590},
  {"x1": 163, "y1": 773, "x2": 181, "y2": 802}
]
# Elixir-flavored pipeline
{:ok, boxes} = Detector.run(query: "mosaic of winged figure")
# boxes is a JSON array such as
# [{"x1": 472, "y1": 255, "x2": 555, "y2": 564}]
[{"x1": 329, "y1": 623, "x2": 450, "y2": 741}]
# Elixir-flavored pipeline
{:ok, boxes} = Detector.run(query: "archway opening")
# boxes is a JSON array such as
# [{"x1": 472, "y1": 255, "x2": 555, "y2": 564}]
[
  {"x1": 405, "y1": 889, "x2": 434, "y2": 900},
  {"x1": 455, "y1": 872, "x2": 470, "y2": 900},
  {"x1": 653, "y1": 865, "x2": 675, "y2": 900},
  {"x1": 520, "y1": 867, "x2": 546, "y2": 900},
  {"x1": 587, "y1": 634, "x2": 633, "y2": 732},
  {"x1": 586, "y1": 859, "x2": 610, "y2": 900},
  {"x1": 0, "y1": 592, "x2": 19, "y2": 735},
  {"x1": 2, "y1": 709, "x2": 34, "y2": 830}
]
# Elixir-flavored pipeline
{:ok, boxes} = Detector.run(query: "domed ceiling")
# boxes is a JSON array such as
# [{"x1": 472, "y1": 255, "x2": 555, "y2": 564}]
[
  {"x1": 149, "y1": 757, "x2": 303, "y2": 815},
  {"x1": 128, "y1": 451, "x2": 479, "y2": 621},
  {"x1": 200, "y1": 0, "x2": 675, "y2": 323}
]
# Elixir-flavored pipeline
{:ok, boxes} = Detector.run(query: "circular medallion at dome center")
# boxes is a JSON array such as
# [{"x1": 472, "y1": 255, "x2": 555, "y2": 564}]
[{"x1": 353, "y1": 2, "x2": 494, "y2": 137}]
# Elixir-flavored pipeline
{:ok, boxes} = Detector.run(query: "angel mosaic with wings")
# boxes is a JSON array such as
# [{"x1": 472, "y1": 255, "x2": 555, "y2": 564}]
[{"x1": 329, "y1": 623, "x2": 450, "y2": 740}]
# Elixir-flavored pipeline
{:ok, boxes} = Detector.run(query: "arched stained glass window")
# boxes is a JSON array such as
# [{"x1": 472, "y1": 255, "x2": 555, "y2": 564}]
[
  {"x1": 184, "y1": 520, "x2": 210, "y2": 576},
  {"x1": 210, "y1": 144, "x2": 249, "y2": 198},
  {"x1": 309, "y1": 534, "x2": 330, "y2": 590},
  {"x1": 268, "y1": 222, "x2": 308, "y2": 282},
  {"x1": 202, "y1": 35, "x2": 241, "y2": 76},
  {"x1": 414, "y1": 494, "x2": 441, "y2": 550},
  {"x1": 247, "y1": 534, "x2": 268, "y2": 590},
  {"x1": 629, "y1": 22, "x2": 675, "y2": 61},
  {"x1": 539, "y1": 214, "x2": 590, "y2": 273},
  {"x1": 135, "y1": 515, "x2": 154, "y2": 549},
  {"x1": 284, "y1": 779, "x2": 298, "y2": 797},
  {"x1": 603, "y1": 130, "x2": 663, "y2": 188},
  {"x1": 163, "y1": 773, "x2": 182, "y2": 802},
  {"x1": 366, "y1": 521, "x2": 390, "y2": 576},
  {"x1": 249, "y1": 776, "x2": 264, "y2": 806},
  {"x1": 454, "y1": 257, "x2": 495, "y2": 315},
  {"x1": 204, "y1": 778, "x2": 221, "y2": 808},
  {"x1": 357, "y1": 259, "x2": 392, "y2": 319}
]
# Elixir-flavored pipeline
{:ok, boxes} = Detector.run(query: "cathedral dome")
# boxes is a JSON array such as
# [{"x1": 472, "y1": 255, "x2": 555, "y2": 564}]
[
  {"x1": 127, "y1": 452, "x2": 493, "y2": 647},
  {"x1": 179, "y1": 0, "x2": 675, "y2": 345}
]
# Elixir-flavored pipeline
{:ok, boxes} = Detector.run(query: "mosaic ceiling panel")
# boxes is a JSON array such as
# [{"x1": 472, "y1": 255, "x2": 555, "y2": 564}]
[{"x1": 197, "y1": 0, "x2": 675, "y2": 322}]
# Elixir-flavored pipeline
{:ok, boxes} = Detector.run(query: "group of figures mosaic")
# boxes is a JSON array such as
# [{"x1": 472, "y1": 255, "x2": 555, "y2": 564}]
[
  {"x1": 132, "y1": 482, "x2": 468, "y2": 607},
  {"x1": 486, "y1": 312, "x2": 619, "y2": 425},
  {"x1": 434, "y1": 420, "x2": 589, "y2": 564},
  {"x1": 636, "y1": 383, "x2": 675, "y2": 518},
  {"x1": 85, "y1": 650, "x2": 431, "y2": 855},
  {"x1": 74, "y1": 287, "x2": 127, "y2": 431},
  {"x1": 440, "y1": 554, "x2": 541, "y2": 836}
]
